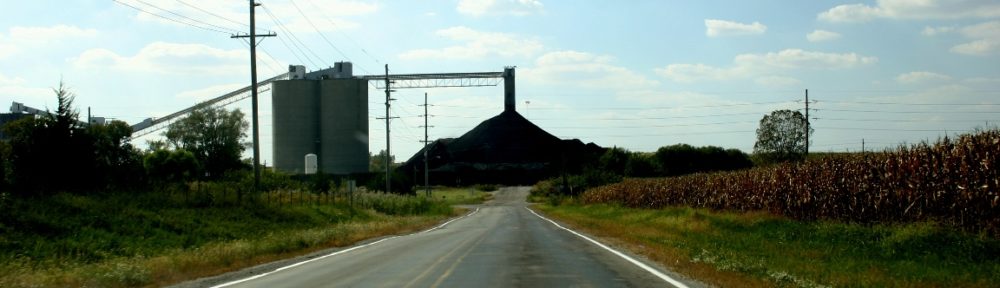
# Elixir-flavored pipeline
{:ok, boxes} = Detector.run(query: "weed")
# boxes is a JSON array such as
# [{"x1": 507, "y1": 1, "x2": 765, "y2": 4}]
[{"x1": 537, "y1": 204, "x2": 1000, "y2": 287}]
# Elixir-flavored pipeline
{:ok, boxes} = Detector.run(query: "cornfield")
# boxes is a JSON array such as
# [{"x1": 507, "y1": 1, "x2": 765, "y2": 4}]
[{"x1": 583, "y1": 129, "x2": 1000, "y2": 235}]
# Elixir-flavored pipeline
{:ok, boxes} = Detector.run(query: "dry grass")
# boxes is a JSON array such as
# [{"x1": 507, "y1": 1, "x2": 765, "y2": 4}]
[
  {"x1": 0, "y1": 212, "x2": 454, "y2": 288},
  {"x1": 536, "y1": 203, "x2": 1000, "y2": 287},
  {"x1": 584, "y1": 129, "x2": 1000, "y2": 236}
]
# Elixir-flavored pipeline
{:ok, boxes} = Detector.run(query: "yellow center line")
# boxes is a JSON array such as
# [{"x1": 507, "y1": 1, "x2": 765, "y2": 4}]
[
  {"x1": 403, "y1": 228, "x2": 482, "y2": 288},
  {"x1": 430, "y1": 233, "x2": 490, "y2": 288}
]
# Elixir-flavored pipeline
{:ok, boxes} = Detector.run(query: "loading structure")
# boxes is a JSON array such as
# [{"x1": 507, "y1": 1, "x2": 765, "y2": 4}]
[
  {"x1": 115, "y1": 61, "x2": 514, "y2": 176},
  {"x1": 270, "y1": 62, "x2": 515, "y2": 175}
]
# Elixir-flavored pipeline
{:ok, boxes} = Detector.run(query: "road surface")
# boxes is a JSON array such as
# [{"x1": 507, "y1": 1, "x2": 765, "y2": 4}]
[{"x1": 186, "y1": 187, "x2": 697, "y2": 288}]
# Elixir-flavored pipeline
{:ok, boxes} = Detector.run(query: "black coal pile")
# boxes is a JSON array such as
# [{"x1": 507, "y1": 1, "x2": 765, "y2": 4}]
[{"x1": 399, "y1": 110, "x2": 603, "y2": 185}]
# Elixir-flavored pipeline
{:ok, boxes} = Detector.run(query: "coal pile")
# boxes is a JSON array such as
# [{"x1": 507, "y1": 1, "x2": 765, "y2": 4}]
[{"x1": 399, "y1": 110, "x2": 603, "y2": 185}]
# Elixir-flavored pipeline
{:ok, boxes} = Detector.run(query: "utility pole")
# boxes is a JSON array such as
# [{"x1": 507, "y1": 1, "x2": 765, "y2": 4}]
[
  {"x1": 804, "y1": 89, "x2": 810, "y2": 156},
  {"x1": 232, "y1": 0, "x2": 276, "y2": 192},
  {"x1": 375, "y1": 64, "x2": 397, "y2": 193},
  {"x1": 421, "y1": 92, "x2": 432, "y2": 197}
]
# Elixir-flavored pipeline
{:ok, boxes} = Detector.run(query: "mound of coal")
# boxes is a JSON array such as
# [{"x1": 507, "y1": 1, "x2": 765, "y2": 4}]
[{"x1": 400, "y1": 110, "x2": 602, "y2": 185}]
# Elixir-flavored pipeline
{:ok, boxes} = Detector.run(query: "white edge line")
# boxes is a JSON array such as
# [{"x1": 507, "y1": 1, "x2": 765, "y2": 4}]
[
  {"x1": 526, "y1": 207, "x2": 690, "y2": 288},
  {"x1": 210, "y1": 207, "x2": 480, "y2": 288}
]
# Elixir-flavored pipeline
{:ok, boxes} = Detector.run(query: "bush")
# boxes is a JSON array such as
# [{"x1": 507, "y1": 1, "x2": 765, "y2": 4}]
[
  {"x1": 473, "y1": 184, "x2": 499, "y2": 192},
  {"x1": 654, "y1": 144, "x2": 752, "y2": 176}
]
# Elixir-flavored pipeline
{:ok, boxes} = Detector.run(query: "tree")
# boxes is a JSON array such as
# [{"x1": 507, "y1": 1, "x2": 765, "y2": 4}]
[
  {"x1": 654, "y1": 144, "x2": 752, "y2": 176},
  {"x1": 754, "y1": 109, "x2": 813, "y2": 163},
  {"x1": 143, "y1": 149, "x2": 199, "y2": 183},
  {"x1": 597, "y1": 147, "x2": 630, "y2": 174},
  {"x1": 88, "y1": 120, "x2": 143, "y2": 188},
  {"x1": 4, "y1": 81, "x2": 95, "y2": 194},
  {"x1": 164, "y1": 105, "x2": 248, "y2": 178},
  {"x1": 369, "y1": 149, "x2": 395, "y2": 173}
]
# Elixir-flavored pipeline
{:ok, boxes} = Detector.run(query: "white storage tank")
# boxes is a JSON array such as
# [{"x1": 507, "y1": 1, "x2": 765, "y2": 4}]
[{"x1": 304, "y1": 153, "x2": 318, "y2": 174}]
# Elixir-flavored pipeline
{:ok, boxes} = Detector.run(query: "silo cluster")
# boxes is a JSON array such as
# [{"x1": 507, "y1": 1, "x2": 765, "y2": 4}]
[{"x1": 272, "y1": 63, "x2": 368, "y2": 174}]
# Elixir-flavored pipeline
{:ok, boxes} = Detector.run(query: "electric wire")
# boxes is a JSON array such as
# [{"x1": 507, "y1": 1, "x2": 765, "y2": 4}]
[
  {"x1": 288, "y1": 0, "x2": 368, "y2": 74},
  {"x1": 304, "y1": 0, "x2": 383, "y2": 68},
  {"x1": 130, "y1": 0, "x2": 241, "y2": 34},
  {"x1": 173, "y1": 0, "x2": 249, "y2": 28},
  {"x1": 261, "y1": 5, "x2": 326, "y2": 68},
  {"x1": 112, "y1": 0, "x2": 234, "y2": 35}
]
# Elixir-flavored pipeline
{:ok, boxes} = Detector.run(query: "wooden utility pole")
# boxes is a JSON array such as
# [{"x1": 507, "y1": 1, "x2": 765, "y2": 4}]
[
  {"x1": 804, "y1": 89, "x2": 810, "y2": 155},
  {"x1": 232, "y1": 1, "x2": 276, "y2": 192},
  {"x1": 422, "y1": 92, "x2": 431, "y2": 197},
  {"x1": 375, "y1": 64, "x2": 398, "y2": 193}
]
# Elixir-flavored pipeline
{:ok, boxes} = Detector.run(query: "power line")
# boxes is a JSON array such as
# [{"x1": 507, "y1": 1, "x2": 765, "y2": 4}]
[
  {"x1": 288, "y1": 0, "x2": 365, "y2": 73},
  {"x1": 304, "y1": 0, "x2": 383, "y2": 68},
  {"x1": 822, "y1": 100, "x2": 1000, "y2": 106},
  {"x1": 112, "y1": 0, "x2": 233, "y2": 35},
  {"x1": 131, "y1": 0, "x2": 241, "y2": 34},
  {"x1": 531, "y1": 111, "x2": 767, "y2": 121},
  {"x1": 814, "y1": 126, "x2": 977, "y2": 132},
  {"x1": 818, "y1": 108, "x2": 1000, "y2": 114},
  {"x1": 174, "y1": 0, "x2": 250, "y2": 28},
  {"x1": 261, "y1": 5, "x2": 327, "y2": 68},
  {"x1": 816, "y1": 117, "x2": 999, "y2": 123}
]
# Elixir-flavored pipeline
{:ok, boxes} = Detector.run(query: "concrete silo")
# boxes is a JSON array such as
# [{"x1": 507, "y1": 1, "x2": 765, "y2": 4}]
[{"x1": 272, "y1": 63, "x2": 368, "y2": 174}]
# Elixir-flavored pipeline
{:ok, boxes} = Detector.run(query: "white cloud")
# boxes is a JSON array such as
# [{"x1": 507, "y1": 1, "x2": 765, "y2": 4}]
[
  {"x1": 0, "y1": 25, "x2": 98, "y2": 59},
  {"x1": 951, "y1": 21, "x2": 1000, "y2": 55},
  {"x1": 807, "y1": 30, "x2": 842, "y2": 42},
  {"x1": 71, "y1": 42, "x2": 281, "y2": 75},
  {"x1": 457, "y1": 0, "x2": 544, "y2": 17},
  {"x1": 614, "y1": 90, "x2": 720, "y2": 106},
  {"x1": 896, "y1": 71, "x2": 952, "y2": 83},
  {"x1": 656, "y1": 49, "x2": 877, "y2": 83},
  {"x1": 922, "y1": 25, "x2": 956, "y2": 36},
  {"x1": 0, "y1": 73, "x2": 52, "y2": 100},
  {"x1": 818, "y1": 0, "x2": 1000, "y2": 23},
  {"x1": 128, "y1": 0, "x2": 375, "y2": 34},
  {"x1": 960, "y1": 21, "x2": 1000, "y2": 39},
  {"x1": 755, "y1": 76, "x2": 803, "y2": 88},
  {"x1": 520, "y1": 50, "x2": 659, "y2": 90},
  {"x1": 704, "y1": 19, "x2": 767, "y2": 37},
  {"x1": 817, "y1": 3, "x2": 882, "y2": 23},
  {"x1": 9, "y1": 25, "x2": 98, "y2": 42},
  {"x1": 176, "y1": 83, "x2": 245, "y2": 101},
  {"x1": 397, "y1": 26, "x2": 543, "y2": 60},
  {"x1": 0, "y1": 73, "x2": 25, "y2": 86},
  {"x1": 735, "y1": 49, "x2": 877, "y2": 69},
  {"x1": 950, "y1": 39, "x2": 1000, "y2": 55},
  {"x1": 655, "y1": 63, "x2": 733, "y2": 83}
]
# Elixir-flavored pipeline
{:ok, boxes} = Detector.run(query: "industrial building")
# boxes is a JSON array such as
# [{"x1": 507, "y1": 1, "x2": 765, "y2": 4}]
[{"x1": 271, "y1": 62, "x2": 369, "y2": 174}]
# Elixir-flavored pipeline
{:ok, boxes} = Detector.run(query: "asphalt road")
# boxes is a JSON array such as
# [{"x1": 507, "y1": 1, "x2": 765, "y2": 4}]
[{"x1": 195, "y1": 187, "x2": 697, "y2": 288}]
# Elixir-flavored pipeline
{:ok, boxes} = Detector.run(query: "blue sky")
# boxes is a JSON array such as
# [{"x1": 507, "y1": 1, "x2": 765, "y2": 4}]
[{"x1": 2, "y1": 0, "x2": 999, "y2": 164}]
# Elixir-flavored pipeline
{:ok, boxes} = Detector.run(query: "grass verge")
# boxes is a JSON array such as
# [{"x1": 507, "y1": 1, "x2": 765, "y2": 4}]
[
  {"x1": 424, "y1": 186, "x2": 493, "y2": 205},
  {"x1": 0, "y1": 189, "x2": 479, "y2": 287},
  {"x1": 535, "y1": 203, "x2": 1000, "y2": 287}
]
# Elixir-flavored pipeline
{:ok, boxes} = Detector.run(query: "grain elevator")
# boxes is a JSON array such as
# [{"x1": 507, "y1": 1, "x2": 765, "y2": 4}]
[{"x1": 272, "y1": 62, "x2": 368, "y2": 174}]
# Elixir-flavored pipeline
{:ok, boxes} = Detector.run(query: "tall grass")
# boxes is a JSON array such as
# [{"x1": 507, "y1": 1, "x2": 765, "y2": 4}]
[
  {"x1": 537, "y1": 204, "x2": 1000, "y2": 287},
  {"x1": 583, "y1": 129, "x2": 1000, "y2": 235},
  {"x1": 0, "y1": 186, "x2": 460, "y2": 287}
]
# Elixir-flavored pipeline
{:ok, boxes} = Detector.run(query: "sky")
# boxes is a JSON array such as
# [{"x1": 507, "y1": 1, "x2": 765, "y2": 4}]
[{"x1": 1, "y1": 0, "x2": 999, "y2": 165}]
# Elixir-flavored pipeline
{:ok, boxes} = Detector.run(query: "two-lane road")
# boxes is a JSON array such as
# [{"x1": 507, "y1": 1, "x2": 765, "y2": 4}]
[{"x1": 195, "y1": 187, "x2": 696, "y2": 287}]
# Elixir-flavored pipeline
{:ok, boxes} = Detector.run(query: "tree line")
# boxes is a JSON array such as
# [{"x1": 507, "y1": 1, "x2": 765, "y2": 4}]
[
  {"x1": 0, "y1": 82, "x2": 251, "y2": 197},
  {"x1": 536, "y1": 108, "x2": 813, "y2": 197}
]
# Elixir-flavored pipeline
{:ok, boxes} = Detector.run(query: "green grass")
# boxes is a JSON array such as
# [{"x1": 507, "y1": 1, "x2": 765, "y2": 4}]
[
  {"x1": 0, "y1": 190, "x2": 465, "y2": 287},
  {"x1": 423, "y1": 186, "x2": 493, "y2": 205},
  {"x1": 536, "y1": 203, "x2": 1000, "y2": 287}
]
